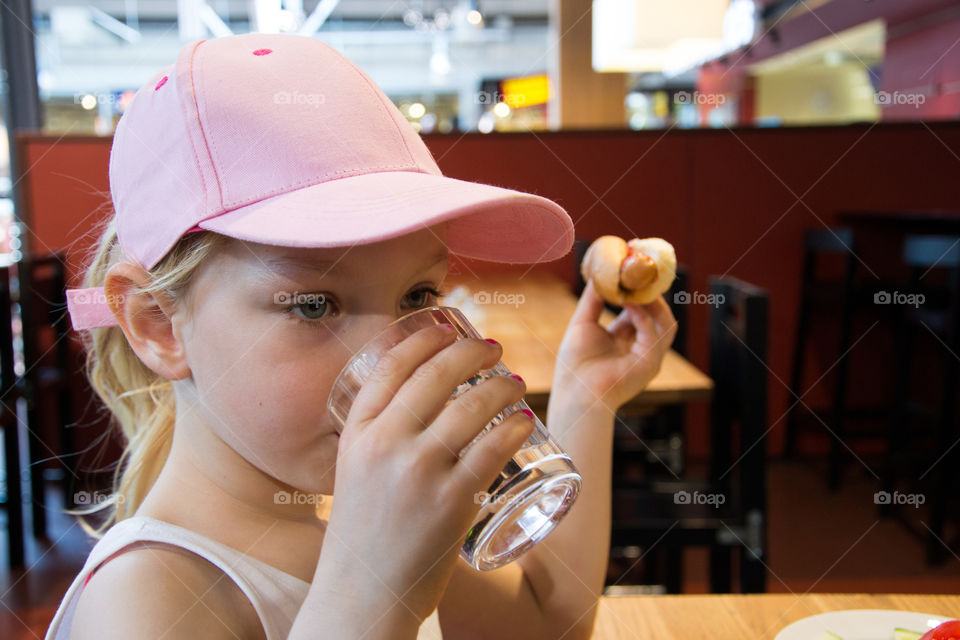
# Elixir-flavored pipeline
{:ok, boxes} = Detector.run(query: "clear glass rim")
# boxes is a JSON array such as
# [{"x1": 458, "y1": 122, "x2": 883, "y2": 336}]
[{"x1": 326, "y1": 305, "x2": 460, "y2": 422}]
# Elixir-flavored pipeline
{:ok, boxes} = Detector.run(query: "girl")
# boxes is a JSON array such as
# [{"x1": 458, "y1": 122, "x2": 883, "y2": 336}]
[{"x1": 46, "y1": 33, "x2": 677, "y2": 640}]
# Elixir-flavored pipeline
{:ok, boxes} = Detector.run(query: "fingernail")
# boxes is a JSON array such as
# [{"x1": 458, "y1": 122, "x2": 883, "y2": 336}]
[
  {"x1": 521, "y1": 409, "x2": 534, "y2": 420},
  {"x1": 509, "y1": 374, "x2": 524, "y2": 384},
  {"x1": 485, "y1": 338, "x2": 500, "y2": 346},
  {"x1": 438, "y1": 323, "x2": 454, "y2": 331}
]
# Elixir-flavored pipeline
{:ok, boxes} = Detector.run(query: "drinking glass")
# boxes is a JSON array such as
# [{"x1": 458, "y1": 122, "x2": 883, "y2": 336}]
[{"x1": 327, "y1": 306, "x2": 581, "y2": 571}]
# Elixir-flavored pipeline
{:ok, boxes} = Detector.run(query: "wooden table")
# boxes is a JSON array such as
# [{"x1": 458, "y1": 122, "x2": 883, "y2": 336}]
[
  {"x1": 592, "y1": 593, "x2": 960, "y2": 638},
  {"x1": 442, "y1": 271, "x2": 713, "y2": 413}
]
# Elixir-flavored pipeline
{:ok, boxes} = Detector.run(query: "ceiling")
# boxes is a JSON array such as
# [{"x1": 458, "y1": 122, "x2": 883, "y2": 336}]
[{"x1": 32, "y1": 0, "x2": 551, "y2": 22}]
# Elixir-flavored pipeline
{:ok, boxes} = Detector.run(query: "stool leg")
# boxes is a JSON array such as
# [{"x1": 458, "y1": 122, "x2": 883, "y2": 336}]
[
  {"x1": 827, "y1": 254, "x2": 857, "y2": 490},
  {"x1": 739, "y1": 546, "x2": 766, "y2": 593},
  {"x1": 2, "y1": 411, "x2": 25, "y2": 567},
  {"x1": 785, "y1": 256, "x2": 815, "y2": 459},
  {"x1": 927, "y1": 342, "x2": 959, "y2": 565},
  {"x1": 881, "y1": 268, "x2": 922, "y2": 516},
  {"x1": 666, "y1": 546, "x2": 684, "y2": 594},
  {"x1": 25, "y1": 396, "x2": 47, "y2": 538},
  {"x1": 881, "y1": 311, "x2": 914, "y2": 517},
  {"x1": 709, "y1": 546, "x2": 731, "y2": 593},
  {"x1": 58, "y1": 386, "x2": 77, "y2": 509}
]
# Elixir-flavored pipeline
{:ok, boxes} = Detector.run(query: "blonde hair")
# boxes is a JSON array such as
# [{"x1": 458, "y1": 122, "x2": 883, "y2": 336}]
[{"x1": 72, "y1": 214, "x2": 226, "y2": 536}]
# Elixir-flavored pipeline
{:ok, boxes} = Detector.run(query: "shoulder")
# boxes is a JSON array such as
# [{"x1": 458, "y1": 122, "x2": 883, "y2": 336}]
[{"x1": 70, "y1": 541, "x2": 266, "y2": 640}]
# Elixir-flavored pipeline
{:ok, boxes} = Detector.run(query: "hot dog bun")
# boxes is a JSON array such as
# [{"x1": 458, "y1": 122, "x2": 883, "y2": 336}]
[{"x1": 580, "y1": 235, "x2": 677, "y2": 305}]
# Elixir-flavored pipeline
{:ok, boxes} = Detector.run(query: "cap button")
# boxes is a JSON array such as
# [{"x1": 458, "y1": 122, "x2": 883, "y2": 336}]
[{"x1": 252, "y1": 48, "x2": 273, "y2": 56}]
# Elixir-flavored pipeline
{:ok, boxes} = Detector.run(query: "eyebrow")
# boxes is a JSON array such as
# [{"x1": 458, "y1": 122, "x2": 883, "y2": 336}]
[{"x1": 265, "y1": 250, "x2": 449, "y2": 278}]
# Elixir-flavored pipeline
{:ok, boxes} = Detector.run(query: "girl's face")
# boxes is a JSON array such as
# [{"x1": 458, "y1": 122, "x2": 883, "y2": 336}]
[{"x1": 173, "y1": 224, "x2": 450, "y2": 495}]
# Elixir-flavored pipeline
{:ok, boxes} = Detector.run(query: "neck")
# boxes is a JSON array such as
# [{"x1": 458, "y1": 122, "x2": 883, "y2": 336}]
[{"x1": 137, "y1": 403, "x2": 324, "y2": 530}]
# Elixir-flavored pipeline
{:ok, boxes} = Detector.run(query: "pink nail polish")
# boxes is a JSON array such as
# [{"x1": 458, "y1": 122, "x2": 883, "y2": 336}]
[
  {"x1": 509, "y1": 374, "x2": 524, "y2": 383},
  {"x1": 438, "y1": 323, "x2": 454, "y2": 330},
  {"x1": 521, "y1": 409, "x2": 534, "y2": 419},
  {"x1": 485, "y1": 338, "x2": 499, "y2": 346}
]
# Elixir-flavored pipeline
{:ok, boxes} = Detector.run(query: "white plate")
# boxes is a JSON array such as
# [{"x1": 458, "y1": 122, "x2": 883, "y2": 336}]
[{"x1": 775, "y1": 609, "x2": 949, "y2": 640}]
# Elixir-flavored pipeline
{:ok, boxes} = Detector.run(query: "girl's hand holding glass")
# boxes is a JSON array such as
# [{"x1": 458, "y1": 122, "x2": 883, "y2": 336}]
[{"x1": 320, "y1": 323, "x2": 536, "y2": 621}]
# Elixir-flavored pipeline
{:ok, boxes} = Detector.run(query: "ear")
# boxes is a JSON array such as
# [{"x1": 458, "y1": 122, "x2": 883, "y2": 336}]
[{"x1": 103, "y1": 262, "x2": 191, "y2": 381}]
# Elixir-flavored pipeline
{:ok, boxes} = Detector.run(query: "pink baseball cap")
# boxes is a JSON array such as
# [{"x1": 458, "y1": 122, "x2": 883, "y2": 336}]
[{"x1": 66, "y1": 33, "x2": 574, "y2": 331}]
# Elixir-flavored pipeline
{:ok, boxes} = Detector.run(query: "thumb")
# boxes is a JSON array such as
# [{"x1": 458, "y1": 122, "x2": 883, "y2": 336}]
[{"x1": 570, "y1": 279, "x2": 606, "y2": 327}]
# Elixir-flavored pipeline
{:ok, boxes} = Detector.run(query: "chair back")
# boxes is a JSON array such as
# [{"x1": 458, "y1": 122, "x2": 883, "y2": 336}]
[{"x1": 707, "y1": 276, "x2": 769, "y2": 524}]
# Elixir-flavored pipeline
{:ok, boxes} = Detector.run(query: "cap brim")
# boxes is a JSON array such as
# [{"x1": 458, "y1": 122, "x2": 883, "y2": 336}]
[{"x1": 197, "y1": 171, "x2": 574, "y2": 264}]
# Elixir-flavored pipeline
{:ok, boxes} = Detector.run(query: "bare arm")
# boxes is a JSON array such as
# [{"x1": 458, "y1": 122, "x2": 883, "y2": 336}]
[
  {"x1": 436, "y1": 282, "x2": 674, "y2": 639},
  {"x1": 517, "y1": 391, "x2": 616, "y2": 638},
  {"x1": 288, "y1": 550, "x2": 423, "y2": 640},
  {"x1": 433, "y1": 394, "x2": 615, "y2": 640}
]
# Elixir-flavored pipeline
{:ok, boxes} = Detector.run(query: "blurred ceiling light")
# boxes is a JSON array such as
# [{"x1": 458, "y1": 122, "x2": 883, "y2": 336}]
[
  {"x1": 409, "y1": 102, "x2": 427, "y2": 118},
  {"x1": 593, "y1": 0, "x2": 756, "y2": 73},
  {"x1": 403, "y1": 9, "x2": 422, "y2": 27},
  {"x1": 250, "y1": 0, "x2": 283, "y2": 33},
  {"x1": 625, "y1": 91, "x2": 647, "y2": 110},
  {"x1": 477, "y1": 112, "x2": 496, "y2": 133},
  {"x1": 80, "y1": 94, "x2": 98, "y2": 110},
  {"x1": 37, "y1": 70, "x2": 54, "y2": 92},
  {"x1": 430, "y1": 51, "x2": 452, "y2": 75},
  {"x1": 434, "y1": 8, "x2": 452, "y2": 30},
  {"x1": 277, "y1": 9, "x2": 299, "y2": 32},
  {"x1": 467, "y1": 9, "x2": 483, "y2": 25},
  {"x1": 430, "y1": 36, "x2": 452, "y2": 75},
  {"x1": 493, "y1": 102, "x2": 511, "y2": 118}
]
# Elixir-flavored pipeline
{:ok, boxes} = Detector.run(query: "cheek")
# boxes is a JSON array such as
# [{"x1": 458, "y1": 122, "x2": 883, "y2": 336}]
[{"x1": 186, "y1": 318, "x2": 343, "y2": 443}]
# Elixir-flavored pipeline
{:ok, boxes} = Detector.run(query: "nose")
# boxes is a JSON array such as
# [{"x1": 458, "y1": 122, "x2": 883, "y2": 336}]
[
  {"x1": 325, "y1": 313, "x2": 398, "y2": 424},
  {"x1": 343, "y1": 313, "x2": 402, "y2": 355},
  {"x1": 332, "y1": 313, "x2": 402, "y2": 362}
]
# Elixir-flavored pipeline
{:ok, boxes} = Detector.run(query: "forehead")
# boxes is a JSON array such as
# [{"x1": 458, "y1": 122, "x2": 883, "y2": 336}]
[{"x1": 228, "y1": 225, "x2": 449, "y2": 276}]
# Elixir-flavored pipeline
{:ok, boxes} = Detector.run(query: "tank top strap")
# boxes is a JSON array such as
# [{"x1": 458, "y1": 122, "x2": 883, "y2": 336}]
[{"x1": 45, "y1": 515, "x2": 443, "y2": 639}]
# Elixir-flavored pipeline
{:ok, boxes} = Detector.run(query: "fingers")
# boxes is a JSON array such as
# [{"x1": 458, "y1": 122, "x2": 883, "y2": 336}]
[
  {"x1": 605, "y1": 308, "x2": 634, "y2": 337},
  {"x1": 569, "y1": 279, "x2": 605, "y2": 327},
  {"x1": 609, "y1": 296, "x2": 678, "y2": 347},
  {"x1": 347, "y1": 324, "x2": 459, "y2": 428},
  {"x1": 641, "y1": 296, "x2": 678, "y2": 337},
  {"x1": 376, "y1": 335, "x2": 503, "y2": 435},
  {"x1": 453, "y1": 410, "x2": 536, "y2": 489},
  {"x1": 420, "y1": 373, "x2": 527, "y2": 459}
]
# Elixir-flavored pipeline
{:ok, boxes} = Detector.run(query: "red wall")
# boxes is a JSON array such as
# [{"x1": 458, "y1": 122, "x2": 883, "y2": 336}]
[
  {"x1": 421, "y1": 124, "x2": 960, "y2": 456},
  {"x1": 17, "y1": 123, "x2": 960, "y2": 461}
]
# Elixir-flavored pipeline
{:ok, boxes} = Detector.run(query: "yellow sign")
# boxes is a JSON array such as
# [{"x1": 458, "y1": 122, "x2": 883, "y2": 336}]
[{"x1": 501, "y1": 75, "x2": 550, "y2": 108}]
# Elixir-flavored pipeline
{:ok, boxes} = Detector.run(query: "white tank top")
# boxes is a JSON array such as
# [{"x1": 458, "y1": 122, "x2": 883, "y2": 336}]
[{"x1": 44, "y1": 515, "x2": 443, "y2": 639}]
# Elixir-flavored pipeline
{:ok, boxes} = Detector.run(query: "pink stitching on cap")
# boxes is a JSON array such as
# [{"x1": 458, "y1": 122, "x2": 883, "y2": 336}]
[
  {"x1": 252, "y1": 48, "x2": 272, "y2": 56},
  {"x1": 154, "y1": 76, "x2": 168, "y2": 90}
]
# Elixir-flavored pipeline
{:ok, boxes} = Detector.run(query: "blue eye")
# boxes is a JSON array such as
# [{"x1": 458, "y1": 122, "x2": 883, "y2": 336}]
[
  {"x1": 289, "y1": 293, "x2": 329, "y2": 320},
  {"x1": 287, "y1": 286, "x2": 447, "y2": 324}
]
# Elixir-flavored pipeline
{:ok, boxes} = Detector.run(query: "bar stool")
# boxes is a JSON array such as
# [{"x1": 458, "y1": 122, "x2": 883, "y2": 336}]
[
  {"x1": 0, "y1": 265, "x2": 25, "y2": 566},
  {"x1": 15, "y1": 251, "x2": 76, "y2": 538},
  {"x1": 879, "y1": 234, "x2": 959, "y2": 564},
  {"x1": 784, "y1": 228, "x2": 889, "y2": 489},
  {"x1": 610, "y1": 276, "x2": 769, "y2": 593}
]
